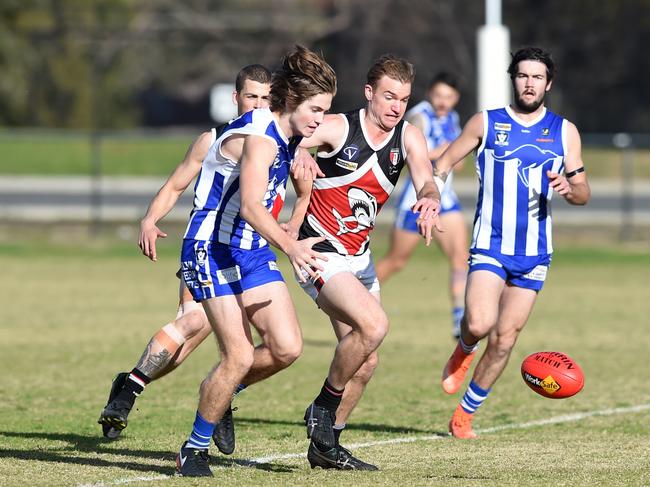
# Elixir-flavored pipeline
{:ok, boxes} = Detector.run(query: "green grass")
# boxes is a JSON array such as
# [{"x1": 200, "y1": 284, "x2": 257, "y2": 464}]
[
  {"x1": 0, "y1": 132, "x2": 190, "y2": 176},
  {"x1": 1, "y1": 131, "x2": 649, "y2": 179},
  {"x1": 1, "y1": 232, "x2": 649, "y2": 486}
]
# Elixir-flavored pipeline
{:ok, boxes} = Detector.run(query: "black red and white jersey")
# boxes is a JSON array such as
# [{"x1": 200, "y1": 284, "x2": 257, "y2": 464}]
[{"x1": 299, "y1": 108, "x2": 409, "y2": 255}]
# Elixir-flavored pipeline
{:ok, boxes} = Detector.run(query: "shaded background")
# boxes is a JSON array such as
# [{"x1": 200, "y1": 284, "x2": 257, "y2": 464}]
[{"x1": 1, "y1": 0, "x2": 647, "y2": 132}]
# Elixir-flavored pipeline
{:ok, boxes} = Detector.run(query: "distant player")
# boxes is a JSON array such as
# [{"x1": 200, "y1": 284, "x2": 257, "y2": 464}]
[
  {"x1": 434, "y1": 47, "x2": 590, "y2": 438},
  {"x1": 375, "y1": 72, "x2": 468, "y2": 338},
  {"x1": 296, "y1": 54, "x2": 441, "y2": 470}
]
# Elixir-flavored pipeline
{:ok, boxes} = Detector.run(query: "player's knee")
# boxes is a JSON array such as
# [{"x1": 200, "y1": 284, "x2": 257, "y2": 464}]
[
  {"x1": 271, "y1": 339, "x2": 302, "y2": 368},
  {"x1": 464, "y1": 312, "x2": 494, "y2": 337},
  {"x1": 222, "y1": 345, "x2": 255, "y2": 374},
  {"x1": 175, "y1": 309, "x2": 208, "y2": 338},
  {"x1": 360, "y1": 313, "x2": 389, "y2": 350}
]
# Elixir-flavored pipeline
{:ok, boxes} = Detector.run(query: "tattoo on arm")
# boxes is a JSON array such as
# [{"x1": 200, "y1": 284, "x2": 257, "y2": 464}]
[
  {"x1": 136, "y1": 339, "x2": 173, "y2": 377},
  {"x1": 433, "y1": 167, "x2": 448, "y2": 181}
]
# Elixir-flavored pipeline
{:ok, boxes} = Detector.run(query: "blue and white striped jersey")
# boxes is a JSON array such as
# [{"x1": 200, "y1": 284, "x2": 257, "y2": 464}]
[
  {"x1": 183, "y1": 108, "x2": 299, "y2": 249},
  {"x1": 398, "y1": 101, "x2": 461, "y2": 211},
  {"x1": 471, "y1": 106, "x2": 567, "y2": 256}
]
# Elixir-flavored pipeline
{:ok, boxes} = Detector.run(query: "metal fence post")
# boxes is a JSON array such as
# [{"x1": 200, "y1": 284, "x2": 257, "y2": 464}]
[{"x1": 613, "y1": 133, "x2": 634, "y2": 241}]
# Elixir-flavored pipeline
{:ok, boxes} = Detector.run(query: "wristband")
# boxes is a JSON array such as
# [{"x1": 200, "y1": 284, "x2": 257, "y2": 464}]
[{"x1": 565, "y1": 167, "x2": 585, "y2": 179}]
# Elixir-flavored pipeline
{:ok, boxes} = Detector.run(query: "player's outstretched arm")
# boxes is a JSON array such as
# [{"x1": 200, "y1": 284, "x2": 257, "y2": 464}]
[
  {"x1": 404, "y1": 125, "x2": 442, "y2": 246},
  {"x1": 138, "y1": 132, "x2": 210, "y2": 261},
  {"x1": 434, "y1": 112, "x2": 483, "y2": 184},
  {"x1": 547, "y1": 122, "x2": 590, "y2": 205}
]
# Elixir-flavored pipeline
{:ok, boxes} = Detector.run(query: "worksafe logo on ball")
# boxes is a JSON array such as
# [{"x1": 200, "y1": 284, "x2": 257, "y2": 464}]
[{"x1": 523, "y1": 372, "x2": 561, "y2": 395}]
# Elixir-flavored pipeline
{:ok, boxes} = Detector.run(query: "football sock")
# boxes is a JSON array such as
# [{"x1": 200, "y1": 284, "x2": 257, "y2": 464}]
[
  {"x1": 186, "y1": 411, "x2": 216, "y2": 450},
  {"x1": 460, "y1": 380, "x2": 491, "y2": 414},
  {"x1": 314, "y1": 379, "x2": 344, "y2": 412},
  {"x1": 459, "y1": 336, "x2": 479, "y2": 355},
  {"x1": 333, "y1": 423, "x2": 346, "y2": 445},
  {"x1": 115, "y1": 368, "x2": 151, "y2": 407},
  {"x1": 234, "y1": 383, "x2": 247, "y2": 396}
]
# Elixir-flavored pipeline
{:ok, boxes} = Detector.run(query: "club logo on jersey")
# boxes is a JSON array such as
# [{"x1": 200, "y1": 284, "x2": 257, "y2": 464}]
[
  {"x1": 494, "y1": 122, "x2": 512, "y2": 131},
  {"x1": 541, "y1": 127, "x2": 550, "y2": 136},
  {"x1": 495, "y1": 131, "x2": 509, "y2": 146},
  {"x1": 389, "y1": 148, "x2": 401, "y2": 175},
  {"x1": 332, "y1": 187, "x2": 378, "y2": 235},
  {"x1": 492, "y1": 144, "x2": 560, "y2": 187}
]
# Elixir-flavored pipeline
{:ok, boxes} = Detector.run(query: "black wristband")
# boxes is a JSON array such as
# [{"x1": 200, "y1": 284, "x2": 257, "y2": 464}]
[{"x1": 565, "y1": 167, "x2": 585, "y2": 179}]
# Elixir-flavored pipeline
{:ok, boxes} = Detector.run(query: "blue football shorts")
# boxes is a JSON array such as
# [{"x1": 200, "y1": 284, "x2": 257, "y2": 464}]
[
  {"x1": 180, "y1": 239, "x2": 284, "y2": 300},
  {"x1": 468, "y1": 249, "x2": 552, "y2": 291}
]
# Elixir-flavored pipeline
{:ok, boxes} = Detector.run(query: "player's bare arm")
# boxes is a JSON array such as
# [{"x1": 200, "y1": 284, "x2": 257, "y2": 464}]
[
  {"x1": 404, "y1": 124, "x2": 442, "y2": 245},
  {"x1": 138, "y1": 131, "x2": 211, "y2": 262},
  {"x1": 282, "y1": 173, "x2": 313, "y2": 239},
  {"x1": 434, "y1": 111, "x2": 484, "y2": 180},
  {"x1": 238, "y1": 135, "x2": 326, "y2": 280},
  {"x1": 547, "y1": 121, "x2": 590, "y2": 205}
]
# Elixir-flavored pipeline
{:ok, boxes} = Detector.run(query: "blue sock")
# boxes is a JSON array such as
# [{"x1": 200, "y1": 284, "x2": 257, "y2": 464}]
[
  {"x1": 460, "y1": 380, "x2": 491, "y2": 414},
  {"x1": 234, "y1": 383, "x2": 247, "y2": 396},
  {"x1": 186, "y1": 411, "x2": 216, "y2": 450}
]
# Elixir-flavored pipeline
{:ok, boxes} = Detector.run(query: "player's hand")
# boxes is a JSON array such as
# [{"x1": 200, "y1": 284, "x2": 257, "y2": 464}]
[
  {"x1": 280, "y1": 222, "x2": 299, "y2": 240},
  {"x1": 287, "y1": 236, "x2": 328, "y2": 282},
  {"x1": 547, "y1": 170, "x2": 572, "y2": 197},
  {"x1": 413, "y1": 197, "x2": 442, "y2": 246},
  {"x1": 291, "y1": 149, "x2": 325, "y2": 180},
  {"x1": 138, "y1": 219, "x2": 167, "y2": 262}
]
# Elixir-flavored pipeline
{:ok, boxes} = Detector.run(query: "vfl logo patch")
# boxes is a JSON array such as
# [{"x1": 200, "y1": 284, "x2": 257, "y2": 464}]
[
  {"x1": 216, "y1": 265, "x2": 242, "y2": 285},
  {"x1": 495, "y1": 131, "x2": 509, "y2": 146},
  {"x1": 195, "y1": 248, "x2": 207, "y2": 265},
  {"x1": 342, "y1": 144, "x2": 360, "y2": 160}
]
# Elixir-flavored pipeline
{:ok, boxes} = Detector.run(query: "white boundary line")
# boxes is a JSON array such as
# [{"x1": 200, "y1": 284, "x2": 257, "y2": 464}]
[{"x1": 78, "y1": 403, "x2": 650, "y2": 487}]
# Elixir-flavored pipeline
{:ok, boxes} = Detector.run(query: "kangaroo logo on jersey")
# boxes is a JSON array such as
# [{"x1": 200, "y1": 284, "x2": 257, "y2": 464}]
[
  {"x1": 492, "y1": 144, "x2": 560, "y2": 187},
  {"x1": 332, "y1": 187, "x2": 378, "y2": 235}
]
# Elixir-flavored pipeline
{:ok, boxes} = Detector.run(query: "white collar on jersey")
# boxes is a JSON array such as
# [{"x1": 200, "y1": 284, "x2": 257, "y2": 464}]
[{"x1": 505, "y1": 105, "x2": 547, "y2": 127}]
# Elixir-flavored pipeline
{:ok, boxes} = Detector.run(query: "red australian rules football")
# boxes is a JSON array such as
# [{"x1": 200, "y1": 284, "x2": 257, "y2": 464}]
[{"x1": 521, "y1": 351, "x2": 584, "y2": 399}]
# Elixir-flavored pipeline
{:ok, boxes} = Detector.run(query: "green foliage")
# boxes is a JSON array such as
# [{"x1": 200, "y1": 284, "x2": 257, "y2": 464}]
[{"x1": 0, "y1": 235, "x2": 649, "y2": 485}]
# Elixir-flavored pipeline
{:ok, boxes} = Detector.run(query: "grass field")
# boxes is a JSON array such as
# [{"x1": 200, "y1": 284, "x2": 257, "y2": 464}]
[
  {"x1": 1, "y1": 130, "x2": 649, "y2": 179},
  {"x1": 1, "y1": 231, "x2": 649, "y2": 486}
]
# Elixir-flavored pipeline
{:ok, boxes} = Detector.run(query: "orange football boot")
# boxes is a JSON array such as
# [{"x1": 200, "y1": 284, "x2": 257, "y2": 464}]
[
  {"x1": 441, "y1": 342, "x2": 476, "y2": 394},
  {"x1": 448, "y1": 405, "x2": 477, "y2": 439}
]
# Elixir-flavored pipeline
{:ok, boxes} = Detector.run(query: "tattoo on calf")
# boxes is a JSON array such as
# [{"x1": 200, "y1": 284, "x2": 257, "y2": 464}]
[{"x1": 136, "y1": 340, "x2": 173, "y2": 377}]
